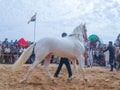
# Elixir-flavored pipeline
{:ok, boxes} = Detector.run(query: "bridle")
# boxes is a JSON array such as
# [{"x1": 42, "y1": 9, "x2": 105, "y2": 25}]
[
  {"x1": 69, "y1": 31, "x2": 87, "y2": 42},
  {"x1": 69, "y1": 34, "x2": 81, "y2": 37}
]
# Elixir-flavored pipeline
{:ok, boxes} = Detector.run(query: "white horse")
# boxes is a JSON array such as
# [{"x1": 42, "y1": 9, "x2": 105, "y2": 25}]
[{"x1": 13, "y1": 23, "x2": 88, "y2": 83}]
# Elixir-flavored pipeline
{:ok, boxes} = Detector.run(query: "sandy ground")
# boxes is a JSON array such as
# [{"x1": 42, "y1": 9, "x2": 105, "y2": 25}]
[{"x1": 0, "y1": 64, "x2": 120, "y2": 90}]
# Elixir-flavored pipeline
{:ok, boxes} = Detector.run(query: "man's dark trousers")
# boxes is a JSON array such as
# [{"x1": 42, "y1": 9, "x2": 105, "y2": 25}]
[{"x1": 54, "y1": 58, "x2": 72, "y2": 77}]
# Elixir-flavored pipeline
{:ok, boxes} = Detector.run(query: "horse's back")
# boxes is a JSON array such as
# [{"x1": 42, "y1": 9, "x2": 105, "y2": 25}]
[
  {"x1": 36, "y1": 37, "x2": 75, "y2": 49},
  {"x1": 34, "y1": 37, "x2": 84, "y2": 58},
  {"x1": 35, "y1": 38, "x2": 75, "y2": 56},
  {"x1": 40, "y1": 37, "x2": 74, "y2": 51}
]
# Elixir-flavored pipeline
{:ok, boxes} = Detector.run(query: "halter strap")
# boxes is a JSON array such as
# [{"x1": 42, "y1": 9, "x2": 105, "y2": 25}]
[{"x1": 69, "y1": 34, "x2": 81, "y2": 37}]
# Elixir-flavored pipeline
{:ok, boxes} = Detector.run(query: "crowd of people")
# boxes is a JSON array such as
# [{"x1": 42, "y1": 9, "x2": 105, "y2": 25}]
[
  {"x1": 0, "y1": 38, "x2": 58, "y2": 64},
  {"x1": 0, "y1": 38, "x2": 31, "y2": 64},
  {"x1": 84, "y1": 39, "x2": 106, "y2": 67},
  {"x1": 85, "y1": 33, "x2": 120, "y2": 72}
]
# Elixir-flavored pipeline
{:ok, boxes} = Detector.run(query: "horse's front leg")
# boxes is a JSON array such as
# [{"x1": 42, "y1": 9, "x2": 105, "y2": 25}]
[
  {"x1": 44, "y1": 55, "x2": 54, "y2": 81},
  {"x1": 77, "y1": 55, "x2": 88, "y2": 82},
  {"x1": 20, "y1": 60, "x2": 40, "y2": 83},
  {"x1": 71, "y1": 60, "x2": 78, "y2": 78}
]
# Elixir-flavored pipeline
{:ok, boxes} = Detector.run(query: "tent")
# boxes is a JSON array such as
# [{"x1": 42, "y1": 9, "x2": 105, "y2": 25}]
[
  {"x1": 88, "y1": 34, "x2": 99, "y2": 41},
  {"x1": 18, "y1": 38, "x2": 28, "y2": 47}
]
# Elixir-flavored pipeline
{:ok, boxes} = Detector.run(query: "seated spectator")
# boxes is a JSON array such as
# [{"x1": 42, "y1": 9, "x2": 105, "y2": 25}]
[
  {"x1": 19, "y1": 46, "x2": 24, "y2": 55},
  {"x1": 4, "y1": 45, "x2": 11, "y2": 64}
]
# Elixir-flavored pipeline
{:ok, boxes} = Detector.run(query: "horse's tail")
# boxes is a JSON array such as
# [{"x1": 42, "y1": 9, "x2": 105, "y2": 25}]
[{"x1": 12, "y1": 43, "x2": 35, "y2": 71}]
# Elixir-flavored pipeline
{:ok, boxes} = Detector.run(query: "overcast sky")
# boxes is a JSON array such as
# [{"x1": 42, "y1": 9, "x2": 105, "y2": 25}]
[{"x1": 0, "y1": 0, "x2": 120, "y2": 44}]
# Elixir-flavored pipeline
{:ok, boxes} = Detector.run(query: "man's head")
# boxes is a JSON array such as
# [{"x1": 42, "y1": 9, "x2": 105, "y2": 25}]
[
  {"x1": 61, "y1": 32, "x2": 67, "y2": 37},
  {"x1": 109, "y1": 41, "x2": 112, "y2": 45},
  {"x1": 5, "y1": 38, "x2": 8, "y2": 40}
]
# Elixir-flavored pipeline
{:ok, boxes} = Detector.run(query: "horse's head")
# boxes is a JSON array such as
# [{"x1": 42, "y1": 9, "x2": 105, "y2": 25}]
[{"x1": 70, "y1": 23, "x2": 88, "y2": 42}]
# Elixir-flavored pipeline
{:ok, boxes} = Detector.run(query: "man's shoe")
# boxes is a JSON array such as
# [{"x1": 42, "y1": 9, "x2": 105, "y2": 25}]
[
  {"x1": 54, "y1": 76, "x2": 58, "y2": 78},
  {"x1": 110, "y1": 70, "x2": 113, "y2": 72},
  {"x1": 69, "y1": 75, "x2": 76, "y2": 79}
]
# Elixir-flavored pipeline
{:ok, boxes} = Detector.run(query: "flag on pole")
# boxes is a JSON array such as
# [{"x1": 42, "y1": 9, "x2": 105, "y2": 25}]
[{"x1": 28, "y1": 14, "x2": 36, "y2": 24}]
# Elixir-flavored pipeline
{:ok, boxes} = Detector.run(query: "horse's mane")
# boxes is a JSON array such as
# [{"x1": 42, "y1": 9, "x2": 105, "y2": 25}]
[
  {"x1": 71, "y1": 24, "x2": 83, "y2": 35},
  {"x1": 68, "y1": 24, "x2": 85, "y2": 42}
]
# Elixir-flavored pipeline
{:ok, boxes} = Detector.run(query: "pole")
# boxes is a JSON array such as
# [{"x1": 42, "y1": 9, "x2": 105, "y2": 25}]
[{"x1": 33, "y1": 12, "x2": 37, "y2": 43}]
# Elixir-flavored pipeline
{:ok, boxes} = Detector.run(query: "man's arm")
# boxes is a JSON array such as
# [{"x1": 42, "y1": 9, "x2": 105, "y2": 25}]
[{"x1": 103, "y1": 47, "x2": 109, "y2": 52}]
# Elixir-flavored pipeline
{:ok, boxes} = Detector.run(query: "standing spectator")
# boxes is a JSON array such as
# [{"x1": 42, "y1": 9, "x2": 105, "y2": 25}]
[
  {"x1": 95, "y1": 48, "x2": 100, "y2": 61},
  {"x1": 14, "y1": 39, "x2": 18, "y2": 47},
  {"x1": 0, "y1": 44, "x2": 2, "y2": 63},
  {"x1": 2, "y1": 38, "x2": 9, "y2": 47},
  {"x1": 10, "y1": 40, "x2": 14, "y2": 46},
  {"x1": 104, "y1": 49, "x2": 109, "y2": 67},
  {"x1": 115, "y1": 45, "x2": 120, "y2": 71},
  {"x1": 0, "y1": 43, "x2": 2, "y2": 63},
  {"x1": 87, "y1": 48, "x2": 93, "y2": 67},
  {"x1": 96, "y1": 40, "x2": 100, "y2": 48},
  {"x1": 115, "y1": 34, "x2": 120, "y2": 46},
  {"x1": 0, "y1": 41, "x2": 2, "y2": 57},
  {"x1": 103, "y1": 41, "x2": 115, "y2": 71}
]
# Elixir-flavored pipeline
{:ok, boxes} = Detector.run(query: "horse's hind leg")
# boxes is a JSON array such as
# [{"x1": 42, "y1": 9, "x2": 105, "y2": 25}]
[
  {"x1": 44, "y1": 54, "x2": 54, "y2": 80},
  {"x1": 20, "y1": 59, "x2": 40, "y2": 83}
]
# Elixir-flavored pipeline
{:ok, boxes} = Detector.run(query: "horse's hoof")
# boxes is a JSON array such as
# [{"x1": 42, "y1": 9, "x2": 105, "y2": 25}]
[
  {"x1": 85, "y1": 79, "x2": 87, "y2": 82},
  {"x1": 84, "y1": 78, "x2": 88, "y2": 82},
  {"x1": 52, "y1": 79, "x2": 57, "y2": 84},
  {"x1": 67, "y1": 78, "x2": 73, "y2": 83},
  {"x1": 20, "y1": 79, "x2": 26, "y2": 84},
  {"x1": 67, "y1": 78, "x2": 72, "y2": 81}
]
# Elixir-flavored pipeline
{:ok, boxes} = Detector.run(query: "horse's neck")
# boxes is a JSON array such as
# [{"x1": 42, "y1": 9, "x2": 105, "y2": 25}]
[
  {"x1": 68, "y1": 36, "x2": 85, "y2": 46},
  {"x1": 78, "y1": 36, "x2": 84, "y2": 42},
  {"x1": 71, "y1": 35, "x2": 84, "y2": 43}
]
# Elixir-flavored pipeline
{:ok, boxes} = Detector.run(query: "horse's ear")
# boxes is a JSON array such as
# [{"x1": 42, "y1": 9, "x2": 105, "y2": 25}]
[{"x1": 83, "y1": 23, "x2": 87, "y2": 32}]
